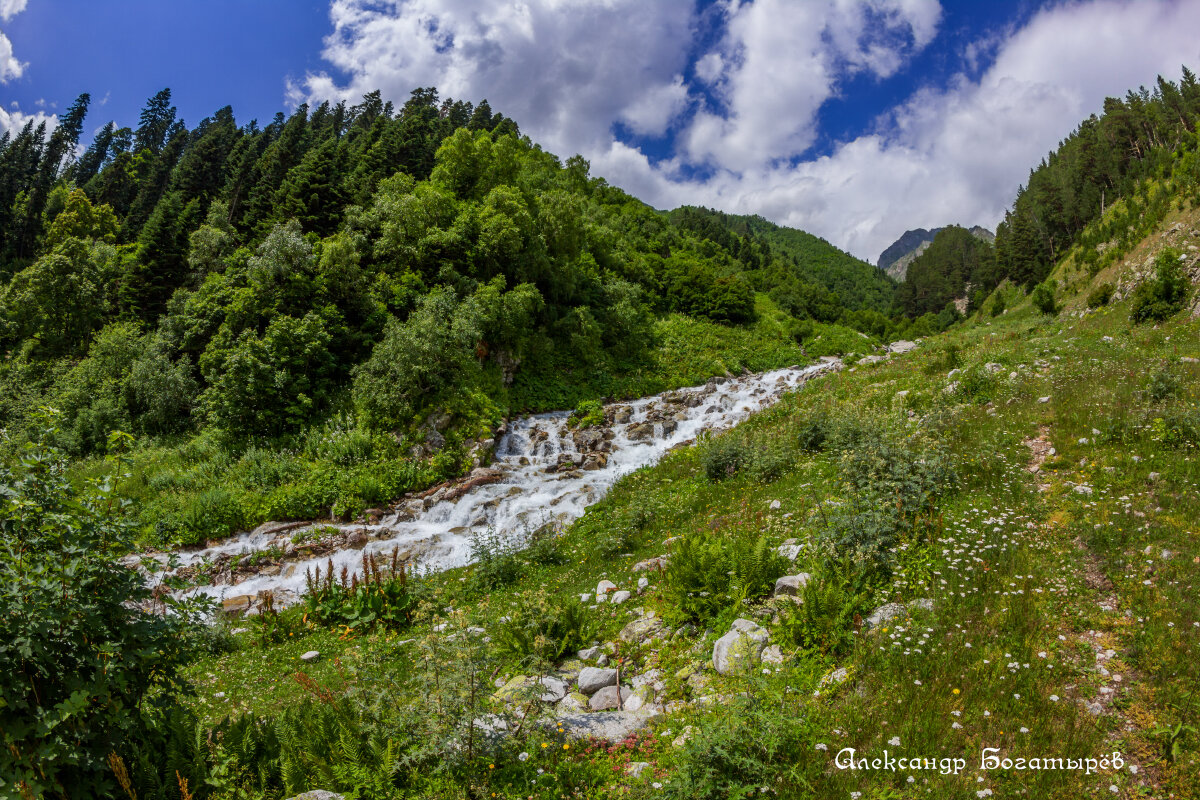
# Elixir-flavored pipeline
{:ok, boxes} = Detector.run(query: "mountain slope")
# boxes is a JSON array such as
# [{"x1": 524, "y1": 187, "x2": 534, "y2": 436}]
[{"x1": 879, "y1": 224, "x2": 994, "y2": 280}]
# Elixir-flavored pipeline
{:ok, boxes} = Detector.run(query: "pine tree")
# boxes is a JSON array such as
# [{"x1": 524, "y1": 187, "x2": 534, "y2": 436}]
[{"x1": 134, "y1": 88, "x2": 177, "y2": 154}]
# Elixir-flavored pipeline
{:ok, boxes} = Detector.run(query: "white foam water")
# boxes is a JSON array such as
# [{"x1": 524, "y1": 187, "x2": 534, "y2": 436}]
[{"x1": 168, "y1": 360, "x2": 839, "y2": 603}]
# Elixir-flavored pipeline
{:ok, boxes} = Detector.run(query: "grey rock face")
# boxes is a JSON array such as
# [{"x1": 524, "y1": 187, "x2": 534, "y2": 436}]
[
  {"x1": 773, "y1": 573, "x2": 812, "y2": 597},
  {"x1": 588, "y1": 685, "x2": 633, "y2": 710},
  {"x1": 577, "y1": 666, "x2": 618, "y2": 695},
  {"x1": 863, "y1": 603, "x2": 906, "y2": 631},
  {"x1": 712, "y1": 618, "x2": 770, "y2": 674}
]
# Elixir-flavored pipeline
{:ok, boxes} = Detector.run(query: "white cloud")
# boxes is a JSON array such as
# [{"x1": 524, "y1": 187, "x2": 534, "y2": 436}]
[
  {"x1": 301, "y1": 0, "x2": 1200, "y2": 262},
  {"x1": 0, "y1": 28, "x2": 25, "y2": 83},
  {"x1": 0, "y1": 0, "x2": 28, "y2": 22},
  {"x1": 0, "y1": 104, "x2": 54, "y2": 138}
]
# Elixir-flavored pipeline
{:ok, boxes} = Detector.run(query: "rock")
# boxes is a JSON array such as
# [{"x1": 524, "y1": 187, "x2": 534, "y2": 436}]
[
  {"x1": 943, "y1": 381, "x2": 960, "y2": 395},
  {"x1": 221, "y1": 594, "x2": 255, "y2": 617},
  {"x1": 579, "y1": 592, "x2": 591, "y2": 602},
  {"x1": 1038, "y1": 396, "x2": 1051, "y2": 403},
  {"x1": 632, "y1": 555, "x2": 670, "y2": 572},
  {"x1": 947, "y1": 368, "x2": 962, "y2": 379},
  {"x1": 907, "y1": 598, "x2": 934, "y2": 612},
  {"x1": 1148, "y1": 472, "x2": 1161, "y2": 481},
  {"x1": 627, "y1": 423, "x2": 654, "y2": 441},
  {"x1": 857, "y1": 354, "x2": 887, "y2": 365},
  {"x1": 777, "y1": 544, "x2": 802, "y2": 561},
  {"x1": 773, "y1": 573, "x2": 812, "y2": 597},
  {"x1": 1181, "y1": 356, "x2": 1199, "y2": 364},
  {"x1": 637, "y1": 576, "x2": 649, "y2": 592},
  {"x1": 577, "y1": 646, "x2": 602, "y2": 661},
  {"x1": 557, "y1": 692, "x2": 589, "y2": 713},
  {"x1": 624, "y1": 683, "x2": 657, "y2": 713},
  {"x1": 345, "y1": 530, "x2": 368, "y2": 548},
  {"x1": 672, "y1": 725, "x2": 696, "y2": 747},
  {"x1": 612, "y1": 407, "x2": 633, "y2": 424},
  {"x1": 1073, "y1": 485, "x2": 1094, "y2": 495},
  {"x1": 596, "y1": 653, "x2": 610, "y2": 666},
  {"x1": 554, "y1": 711, "x2": 654, "y2": 742},
  {"x1": 539, "y1": 676, "x2": 569, "y2": 703},
  {"x1": 625, "y1": 761, "x2": 652, "y2": 778},
  {"x1": 300, "y1": 650, "x2": 320, "y2": 663},
  {"x1": 589, "y1": 685, "x2": 632, "y2": 710},
  {"x1": 762, "y1": 645, "x2": 784, "y2": 664},
  {"x1": 769, "y1": 499, "x2": 782, "y2": 510},
  {"x1": 596, "y1": 579, "x2": 618, "y2": 596},
  {"x1": 887, "y1": 340, "x2": 918, "y2": 354},
  {"x1": 862, "y1": 603, "x2": 906, "y2": 631},
  {"x1": 577, "y1": 666, "x2": 618, "y2": 695},
  {"x1": 581, "y1": 453, "x2": 608, "y2": 470},
  {"x1": 619, "y1": 616, "x2": 666, "y2": 643},
  {"x1": 493, "y1": 675, "x2": 532, "y2": 703},
  {"x1": 611, "y1": 590, "x2": 632, "y2": 605},
  {"x1": 984, "y1": 362, "x2": 1004, "y2": 374},
  {"x1": 712, "y1": 618, "x2": 770, "y2": 675},
  {"x1": 285, "y1": 792, "x2": 344, "y2": 800},
  {"x1": 818, "y1": 667, "x2": 850, "y2": 690}
]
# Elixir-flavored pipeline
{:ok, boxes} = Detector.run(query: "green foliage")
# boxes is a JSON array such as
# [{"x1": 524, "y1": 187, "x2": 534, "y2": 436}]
[
  {"x1": 663, "y1": 533, "x2": 789, "y2": 625},
  {"x1": 494, "y1": 596, "x2": 595, "y2": 664},
  {"x1": 467, "y1": 528, "x2": 524, "y2": 592},
  {"x1": 1131, "y1": 248, "x2": 1191, "y2": 323},
  {"x1": 1148, "y1": 365, "x2": 1182, "y2": 401},
  {"x1": 0, "y1": 425, "x2": 194, "y2": 798},
  {"x1": 1030, "y1": 280, "x2": 1058, "y2": 315},
  {"x1": 701, "y1": 428, "x2": 796, "y2": 483},
  {"x1": 778, "y1": 567, "x2": 872, "y2": 656},
  {"x1": 567, "y1": 398, "x2": 604, "y2": 429},
  {"x1": 1087, "y1": 281, "x2": 1114, "y2": 308},
  {"x1": 897, "y1": 226, "x2": 999, "y2": 317},
  {"x1": 303, "y1": 549, "x2": 418, "y2": 632}
]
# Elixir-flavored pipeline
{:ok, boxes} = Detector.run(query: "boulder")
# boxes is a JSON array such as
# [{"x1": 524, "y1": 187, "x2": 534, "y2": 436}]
[
  {"x1": 558, "y1": 692, "x2": 589, "y2": 713},
  {"x1": 619, "y1": 615, "x2": 666, "y2": 643},
  {"x1": 300, "y1": 651, "x2": 320, "y2": 663},
  {"x1": 539, "y1": 676, "x2": 569, "y2": 703},
  {"x1": 577, "y1": 646, "x2": 602, "y2": 661},
  {"x1": 887, "y1": 340, "x2": 918, "y2": 354},
  {"x1": 627, "y1": 423, "x2": 654, "y2": 441},
  {"x1": 712, "y1": 618, "x2": 770, "y2": 675},
  {"x1": 777, "y1": 544, "x2": 802, "y2": 561},
  {"x1": 577, "y1": 666, "x2": 618, "y2": 695},
  {"x1": 672, "y1": 725, "x2": 696, "y2": 748},
  {"x1": 625, "y1": 762, "x2": 652, "y2": 778},
  {"x1": 762, "y1": 645, "x2": 784, "y2": 664},
  {"x1": 285, "y1": 792, "x2": 344, "y2": 800},
  {"x1": 611, "y1": 590, "x2": 632, "y2": 605},
  {"x1": 773, "y1": 573, "x2": 812, "y2": 597},
  {"x1": 554, "y1": 711, "x2": 653, "y2": 742},
  {"x1": 623, "y1": 684, "x2": 656, "y2": 713},
  {"x1": 632, "y1": 555, "x2": 669, "y2": 572},
  {"x1": 596, "y1": 579, "x2": 618, "y2": 596},
  {"x1": 589, "y1": 685, "x2": 633, "y2": 711},
  {"x1": 863, "y1": 603, "x2": 906, "y2": 631},
  {"x1": 493, "y1": 675, "x2": 532, "y2": 703}
]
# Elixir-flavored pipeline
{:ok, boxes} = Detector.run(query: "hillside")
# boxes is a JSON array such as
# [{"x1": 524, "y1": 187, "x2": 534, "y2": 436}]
[
  {"x1": 880, "y1": 224, "x2": 994, "y2": 280},
  {"x1": 4, "y1": 70, "x2": 1200, "y2": 800}
]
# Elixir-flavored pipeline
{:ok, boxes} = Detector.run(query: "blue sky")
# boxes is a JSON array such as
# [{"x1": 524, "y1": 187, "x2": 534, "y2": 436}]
[{"x1": 3, "y1": 0, "x2": 1200, "y2": 261}]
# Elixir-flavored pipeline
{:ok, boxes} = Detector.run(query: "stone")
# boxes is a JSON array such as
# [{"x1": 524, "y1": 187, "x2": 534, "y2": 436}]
[
  {"x1": 539, "y1": 676, "x2": 569, "y2": 703},
  {"x1": 769, "y1": 499, "x2": 782, "y2": 510},
  {"x1": 907, "y1": 598, "x2": 934, "y2": 612},
  {"x1": 285, "y1": 792, "x2": 344, "y2": 800},
  {"x1": 637, "y1": 576, "x2": 649, "y2": 592},
  {"x1": 625, "y1": 761, "x2": 652, "y2": 778},
  {"x1": 712, "y1": 618, "x2": 770, "y2": 675},
  {"x1": 589, "y1": 685, "x2": 633, "y2": 710},
  {"x1": 1073, "y1": 485, "x2": 1094, "y2": 495},
  {"x1": 1038, "y1": 396, "x2": 1051, "y2": 403},
  {"x1": 493, "y1": 675, "x2": 533, "y2": 703},
  {"x1": 762, "y1": 645, "x2": 784, "y2": 665},
  {"x1": 221, "y1": 594, "x2": 255, "y2": 617},
  {"x1": 623, "y1": 684, "x2": 656, "y2": 713},
  {"x1": 577, "y1": 666, "x2": 618, "y2": 695},
  {"x1": 627, "y1": 423, "x2": 654, "y2": 441},
  {"x1": 579, "y1": 592, "x2": 591, "y2": 602},
  {"x1": 1148, "y1": 472, "x2": 1161, "y2": 481},
  {"x1": 947, "y1": 369, "x2": 962, "y2": 379},
  {"x1": 596, "y1": 654, "x2": 610, "y2": 666},
  {"x1": 554, "y1": 711, "x2": 654, "y2": 742},
  {"x1": 611, "y1": 590, "x2": 632, "y2": 605},
  {"x1": 619, "y1": 615, "x2": 666, "y2": 643},
  {"x1": 596, "y1": 579, "x2": 617, "y2": 596},
  {"x1": 862, "y1": 603, "x2": 906, "y2": 631},
  {"x1": 558, "y1": 692, "x2": 589, "y2": 713},
  {"x1": 300, "y1": 650, "x2": 320, "y2": 663},
  {"x1": 777, "y1": 544, "x2": 802, "y2": 561},
  {"x1": 1181, "y1": 356, "x2": 1199, "y2": 364},
  {"x1": 773, "y1": 573, "x2": 812, "y2": 597},
  {"x1": 577, "y1": 645, "x2": 601, "y2": 661},
  {"x1": 818, "y1": 667, "x2": 850, "y2": 690},
  {"x1": 632, "y1": 555, "x2": 669, "y2": 572},
  {"x1": 887, "y1": 340, "x2": 918, "y2": 354},
  {"x1": 672, "y1": 725, "x2": 696, "y2": 747}
]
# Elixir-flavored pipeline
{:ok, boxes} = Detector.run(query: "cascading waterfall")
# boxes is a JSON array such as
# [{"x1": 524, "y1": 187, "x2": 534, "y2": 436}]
[{"x1": 165, "y1": 359, "x2": 839, "y2": 607}]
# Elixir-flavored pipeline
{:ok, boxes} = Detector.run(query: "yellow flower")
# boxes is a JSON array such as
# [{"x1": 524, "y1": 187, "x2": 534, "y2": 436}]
[
  {"x1": 541, "y1": 742, "x2": 548, "y2": 748},
  {"x1": 563, "y1": 744, "x2": 570, "y2": 750},
  {"x1": 488, "y1": 764, "x2": 494, "y2": 769},
  {"x1": 953, "y1": 688, "x2": 960, "y2": 695}
]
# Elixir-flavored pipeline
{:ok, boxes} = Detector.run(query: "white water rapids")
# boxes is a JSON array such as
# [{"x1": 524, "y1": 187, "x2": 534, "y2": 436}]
[{"x1": 167, "y1": 359, "x2": 839, "y2": 606}]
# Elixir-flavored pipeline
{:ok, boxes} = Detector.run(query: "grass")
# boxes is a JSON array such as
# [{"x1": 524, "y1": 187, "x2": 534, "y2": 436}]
[{"x1": 169, "y1": 284, "x2": 1200, "y2": 797}]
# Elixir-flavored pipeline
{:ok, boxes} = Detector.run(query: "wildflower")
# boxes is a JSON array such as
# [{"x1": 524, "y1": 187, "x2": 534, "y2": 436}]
[
  {"x1": 518, "y1": 752, "x2": 530, "y2": 761},
  {"x1": 1019, "y1": 727, "x2": 1029, "y2": 733},
  {"x1": 563, "y1": 744, "x2": 570, "y2": 750},
  {"x1": 815, "y1": 743, "x2": 828, "y2": 751},
  {"x1": 1050, "y1": 694, "x2": 1059, "y2": 702},
  {"x1": 952, "y1": 688, "x2": 960, "y2": 694},
  {"x1": 888, "y1": 737, "x2": 901, "y2": 746},
  {"x1": 541, "y1": 742, "x2": 549, "y2": 748}
]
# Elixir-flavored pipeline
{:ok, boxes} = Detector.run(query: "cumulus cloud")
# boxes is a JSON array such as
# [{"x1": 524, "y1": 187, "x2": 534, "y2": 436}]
[
  {"x1": 299, "y1": 0, "x2": 1200, "y2": 262},
  {"x1": 0, "y1": 0, "x2": 28, "y2": 22},
  {"x1": 0, "y1": 0, "x2": 27, "y2": 84}
]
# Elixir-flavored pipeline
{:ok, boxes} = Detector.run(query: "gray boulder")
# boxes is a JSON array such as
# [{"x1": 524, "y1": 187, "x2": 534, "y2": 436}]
[
  {"x1": 589, "y1": 685, "x2": 633, "y2": 710},
  {"x1": 773, "y1": 573, "x2": 812, "y2": 597},
  {"x1": 539, "y1": 676, "x2": 569, "y2": 703},
  {"x1": 577, "y1": 666, "x2": 618, "y2": 695},
  {"x1": 554, "y1": 711, "x2": 654, "y2": 742},
  {"x1": 619, "y1": 615, "x2": 666, "y2": 643},
  {"x1": 712, "y1": 618, "x2": 770, "y2": 675},
  {"x1": 863, "y1": 603, "x2": 906, "y2": 630}
]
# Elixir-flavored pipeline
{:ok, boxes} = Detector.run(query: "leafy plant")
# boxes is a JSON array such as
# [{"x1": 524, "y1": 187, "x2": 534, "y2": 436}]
[
  {"x1": 1031, "y1": 280, "x2": 1058, "y2": 315},
  {"x1": 304, "y1": 548, "x2": 418, "y2": 631},
  {"x1": 663, "y1": 533, "x2": 789, "y2": 625},
  {"x1": 567, "y1": 398, "x2": 605, "y2": 429},
  {"x1": 1087, "y1": 282, "x2": 1114, "y2": 308},
  {"x1": 1131, "y1": 248, "x2": 1191, "y2": 323},
  {"x1": 494, "y1": 596, "x2": 595, "y2": 664}
]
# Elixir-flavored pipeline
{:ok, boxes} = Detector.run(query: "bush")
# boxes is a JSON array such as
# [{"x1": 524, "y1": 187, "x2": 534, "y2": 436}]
[
  {"x1": 778, "y1": 566, "x2": 871, "y2": 656},
  {"x1": 494, "y1": 597, "x2": 595, "y2": 664},
  {"x1": 567, "y1": 398, "x2": 604, "y2": 429},
  {"x1": 1147, "y1": 367, "x2": 1182, "y2": 402},
  {"x1": 0, "y1": 426, "x2": 192, "y2": 798},
  {"x1": 702, "y1": 430, "x2": 796, "y2": 483},
  {"x1": 1087, "y1": 282, "x2": 1114, "y2": 308},
  {"x1": 702, "y1": 433, "x2": 751, "y2": 481},
  {"x1": 468, "y1": 529, "x2": 524, "y2": 592},
  {"x1": 1131, "y1": 248, "x2": 1191, "y2": 323},
  {"x1": 663, "y1": 533, "x2": 789, "y2": 625},
  {"x1": 1031, "y1": 281, "x2": 1058, "y2": 315}
]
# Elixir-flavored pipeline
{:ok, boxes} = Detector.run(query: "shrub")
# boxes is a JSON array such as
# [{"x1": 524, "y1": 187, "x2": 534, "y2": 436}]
[
  {"x1": 778, "y1": 566, "x2": 872, "y2": 656},
  {"x1": 1147, "y1": 367, "x2": 1182, "y2": 402},
  {"x1": 567, "y1": 398, "x2": 605, "y2": 429},
  {"x1": 1131, "y1": 248, "x2": 1191, "y2": 323},
  {"x1": 494, "y1": 597, "x2": 595, "y2": 664},
  {"x1": 702, "y1": 430, "x2": 796, "y2": 483},
  {"x1": 702, "y1": 433, "x2": 751, "y2": 481},
  {"x1": 0, "y1": 426, "x2": 192, "y2": 798},
  {"x1": 989, "y1": 292, "x2": 1006, "y2": 317},
  {"x1": 468, "y1": 529, "x2": 524, "y2": 592},
  {"x1": 663, "y1": 533, "x2": 789, "y2": 625},
  {"x1": 1087, "y1": 282, "x2": 1114, "y2": 308},
  {"x1": 1031, "y1": 280, "x2": 1058, "y2": 315}
]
